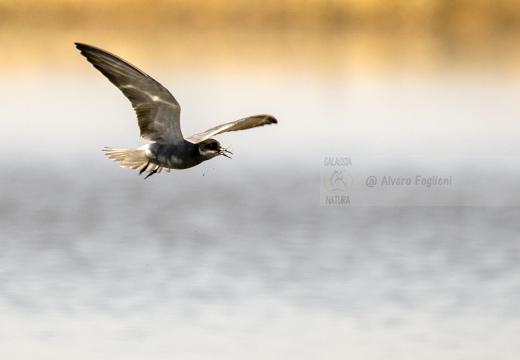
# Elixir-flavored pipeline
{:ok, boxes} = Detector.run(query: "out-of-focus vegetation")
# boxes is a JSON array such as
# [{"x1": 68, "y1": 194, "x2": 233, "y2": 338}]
[{"x1": 2, "y1": 0, "x2": 520, "y2": 74}]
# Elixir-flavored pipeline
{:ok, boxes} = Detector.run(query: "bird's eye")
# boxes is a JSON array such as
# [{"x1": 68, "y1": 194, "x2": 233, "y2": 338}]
[{"x1": 208, "y1": 142, "x2": 218, "y2": 150}]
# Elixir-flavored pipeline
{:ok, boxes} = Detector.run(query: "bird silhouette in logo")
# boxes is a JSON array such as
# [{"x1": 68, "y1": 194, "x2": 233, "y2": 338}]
[{"x1": 328, "y1": 170, "x2": 350, "y2": 192}]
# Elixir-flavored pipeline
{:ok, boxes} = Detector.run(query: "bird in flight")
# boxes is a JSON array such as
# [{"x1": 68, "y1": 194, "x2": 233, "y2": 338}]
[{"x1": 75, "y1": 43, "x2": 277, "y2": 179}]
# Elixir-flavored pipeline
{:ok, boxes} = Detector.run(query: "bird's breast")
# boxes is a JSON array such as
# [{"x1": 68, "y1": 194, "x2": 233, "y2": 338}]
[{"x1": 149, "y1": 142, "x2": 201, "y2": 170}]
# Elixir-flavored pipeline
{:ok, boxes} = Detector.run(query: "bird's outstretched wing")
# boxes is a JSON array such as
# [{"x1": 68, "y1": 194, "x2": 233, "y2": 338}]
[
  {"x1": 75, "y1": 43, "x2": 184, "y2": 144},
  {"x1": 186, "y1": 114, "x2": 277, "y2": 144}
]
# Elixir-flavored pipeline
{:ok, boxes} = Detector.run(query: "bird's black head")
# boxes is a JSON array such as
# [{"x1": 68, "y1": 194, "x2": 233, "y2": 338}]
[{"x1": 198, "y1": 139, "x2": 232, "y2": 160}]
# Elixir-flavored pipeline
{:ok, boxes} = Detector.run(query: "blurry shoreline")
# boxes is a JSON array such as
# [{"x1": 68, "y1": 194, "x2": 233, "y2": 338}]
[{"x1": 2, "y1": 0, "x2": 520, "y2": 76}]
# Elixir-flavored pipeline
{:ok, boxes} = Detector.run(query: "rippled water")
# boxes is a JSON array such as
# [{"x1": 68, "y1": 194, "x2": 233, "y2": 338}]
[
  {"x1": 1, "y1": 164, "x2": 519, "y2": 359},
  {"x1": 1, "y1": 72, "x2": 519, "y2": 359}
]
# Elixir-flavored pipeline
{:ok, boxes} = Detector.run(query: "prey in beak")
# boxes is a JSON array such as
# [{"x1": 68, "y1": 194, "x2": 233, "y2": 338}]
[{"x1": 218, "y1": 145, "x2": 233, "y2": 159}]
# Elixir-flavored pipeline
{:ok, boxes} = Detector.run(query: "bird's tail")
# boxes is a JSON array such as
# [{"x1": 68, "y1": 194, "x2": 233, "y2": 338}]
[{"x1": 102, "y1": 147, "x2": 170, "y2": 176}]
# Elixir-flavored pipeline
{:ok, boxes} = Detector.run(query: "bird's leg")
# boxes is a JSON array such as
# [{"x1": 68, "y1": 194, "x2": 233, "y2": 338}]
[
  {"x1": 144, "y1": 166, "x2": 159, "y2": 179},
  {"x1": 139, "y1": 161, "x2": 151, "y2": 175}
]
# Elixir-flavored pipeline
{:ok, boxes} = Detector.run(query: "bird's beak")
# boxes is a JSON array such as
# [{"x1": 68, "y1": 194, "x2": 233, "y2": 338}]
[{"x1": 218, "y1": 146, "x2": 233, "y2": 159}]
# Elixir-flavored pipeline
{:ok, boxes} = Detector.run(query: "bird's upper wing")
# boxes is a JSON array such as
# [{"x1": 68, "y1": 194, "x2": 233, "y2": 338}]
[
  {"x1": 75, "y1": 43, "x2": 184, "y2": 144},
  {"x1": 186, "y1": 114, "x2": 277, "y2": 144}
]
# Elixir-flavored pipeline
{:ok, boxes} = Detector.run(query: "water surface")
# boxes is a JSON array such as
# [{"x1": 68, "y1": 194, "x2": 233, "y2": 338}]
[{"x1": 1, "y1": 69, "x2": 519, "y2": 359}]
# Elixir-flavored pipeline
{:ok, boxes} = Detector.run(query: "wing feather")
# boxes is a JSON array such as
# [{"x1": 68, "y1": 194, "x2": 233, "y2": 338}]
[
  {"x1": 186, "y1": 114, "x2": 277, "y2": 144},
  {"x1": 75, "y1": 43, "x2": 184, "y2": 144}
]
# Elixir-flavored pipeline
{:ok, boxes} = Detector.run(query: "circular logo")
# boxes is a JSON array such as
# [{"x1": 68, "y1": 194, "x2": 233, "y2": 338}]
[{"x1": 323, "y1": 169, "x2": 353, "y2": 194}]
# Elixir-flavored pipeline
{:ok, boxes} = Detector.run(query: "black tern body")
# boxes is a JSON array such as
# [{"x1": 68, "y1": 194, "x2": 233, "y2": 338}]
[{"x1": 75, "y1": 43, "x2": 277, "y2": 178}]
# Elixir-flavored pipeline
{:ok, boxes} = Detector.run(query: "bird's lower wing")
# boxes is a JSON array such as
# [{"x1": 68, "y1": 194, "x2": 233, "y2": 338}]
[{"x1": 186, "y1": 114, "x2": 277, "y2": 144}]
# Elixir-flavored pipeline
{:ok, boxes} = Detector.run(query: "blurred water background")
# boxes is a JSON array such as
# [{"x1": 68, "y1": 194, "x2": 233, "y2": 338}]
[{"x1": 1, "y1": 1, "x2": 520, "y2": 359}]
